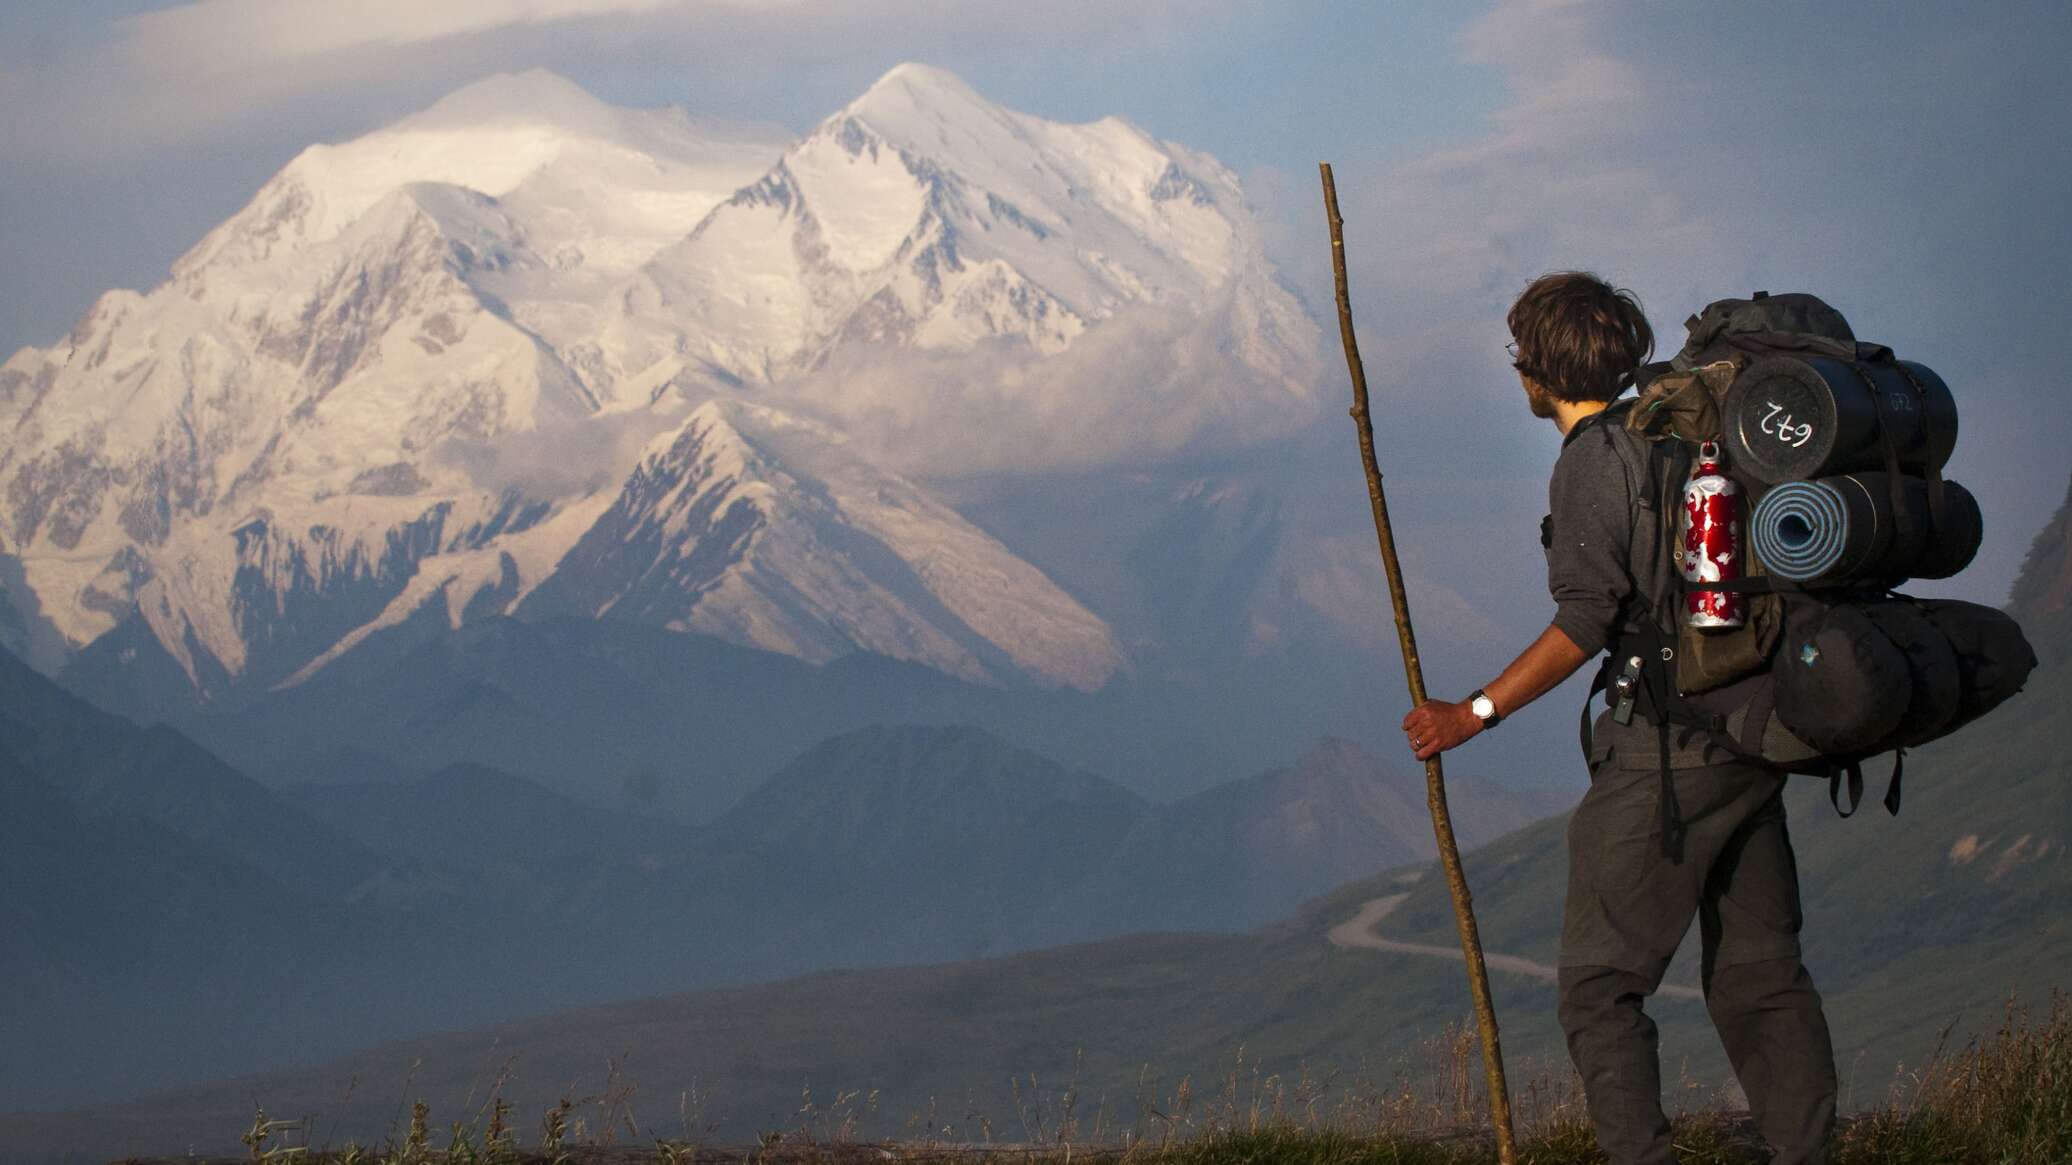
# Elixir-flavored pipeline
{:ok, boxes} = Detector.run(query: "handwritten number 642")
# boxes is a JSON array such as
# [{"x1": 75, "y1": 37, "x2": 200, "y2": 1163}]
[{"x1": 1760, "y1": 400, "x2": 1813, "y2": 448}]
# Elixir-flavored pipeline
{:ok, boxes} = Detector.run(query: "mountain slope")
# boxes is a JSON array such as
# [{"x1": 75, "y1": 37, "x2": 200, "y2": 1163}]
[
  {"x1": 0, "y1": 634, "x2": 1565, "y2": 1119},
  {"x1": 516, "y1": 399, "x2": 1124, "y2": 689},
  {"x1": 26, "y1": 644, "x2": 2060, "y2": 1161},
  {"x1": 0, "y1": 645, "x2": 383, "y2": 898},
  {"x1": 1087, "y1": 737, "x2": 1566, "y2": 930},
  {"x1": 2008, "y1": 470, "x2": 2072, "y2": 665},
  {"x1": 0, "y1": 647, "x2": 555, "y2": 1111}
]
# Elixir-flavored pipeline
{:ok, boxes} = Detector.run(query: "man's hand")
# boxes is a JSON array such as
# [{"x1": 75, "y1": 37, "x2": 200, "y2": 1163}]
[
  {"x1": 1399, "y1": 625, "x2": 1592, "y2": 763},
  {"x1": 1401, "y1": 699, "x2": 1482, "y2": 762}
]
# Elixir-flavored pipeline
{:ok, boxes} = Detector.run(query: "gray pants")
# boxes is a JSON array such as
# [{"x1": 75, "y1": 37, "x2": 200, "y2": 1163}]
[{"x1": 1558, "y1": 746, "x2": 1837, "y2": 1165}]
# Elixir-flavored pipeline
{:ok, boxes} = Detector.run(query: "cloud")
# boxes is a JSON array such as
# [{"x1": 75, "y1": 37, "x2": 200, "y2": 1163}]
[
  {"x1": 113, "y1": 0, "x2": 705, "y2": 68},
  {"x1": 1319, "y1": 0, "x2": 2072, "y2": 608},
  {"x1": 432, "y1": 398, "x2": 694, "y2": 499},
  {"x1": 758, "y1": 291, "x2": 1322, "y2": 480},
  {"x1": 4, "y1": 0, "x2": 1249, "y2": 160},
  {"x1": 10, "y1": 1, "x2": 752, "y2": 156}
]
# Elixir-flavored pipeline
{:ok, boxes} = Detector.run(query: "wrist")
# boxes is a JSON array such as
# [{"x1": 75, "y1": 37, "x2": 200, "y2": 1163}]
[{"x1": 1469, "y1": 688, "x2": 1502, "y2": 730}]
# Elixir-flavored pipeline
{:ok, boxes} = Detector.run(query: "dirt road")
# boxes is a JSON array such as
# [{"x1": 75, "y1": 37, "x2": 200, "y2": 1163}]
[{"x1": 1326, "y1": 892, "x2": 1704, "y2": 1002}]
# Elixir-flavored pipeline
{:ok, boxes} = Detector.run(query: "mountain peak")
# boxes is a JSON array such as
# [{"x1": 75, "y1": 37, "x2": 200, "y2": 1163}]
[
  {"x1": 399, "y1": 68, "x2": 619, "y2": 134},
  {"x1": 855, "y1": 62, "x2": 985, "y2": 108},
  {"x1": 837, "y1": 61, "x2": 1003, "y2": 142}
]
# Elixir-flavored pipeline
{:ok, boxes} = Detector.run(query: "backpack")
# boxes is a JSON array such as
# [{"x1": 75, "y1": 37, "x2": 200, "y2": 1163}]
[{"x1": 1589, "y1": 292, "x2": 2036, "y2": 856}]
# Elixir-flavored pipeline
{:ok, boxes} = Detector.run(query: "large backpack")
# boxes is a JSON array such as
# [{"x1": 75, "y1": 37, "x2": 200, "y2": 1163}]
[{"x1": 1591, "y1": 292, "x2": 2036, "y2": 856}]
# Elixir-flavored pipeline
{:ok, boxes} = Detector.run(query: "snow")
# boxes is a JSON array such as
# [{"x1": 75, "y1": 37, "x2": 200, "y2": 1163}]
[{"x1": 1, "y1": 63, "x2": 1314, "y2": 695}]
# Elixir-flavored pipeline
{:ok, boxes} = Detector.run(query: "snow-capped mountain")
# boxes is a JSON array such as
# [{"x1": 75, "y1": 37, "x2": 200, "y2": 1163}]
[
  {"x1": 0, "y1": 65, "x2": 1313, "y2": 698},
  {"x1": 598, "y1": 63, "x2": 1318, "y2": 474}
]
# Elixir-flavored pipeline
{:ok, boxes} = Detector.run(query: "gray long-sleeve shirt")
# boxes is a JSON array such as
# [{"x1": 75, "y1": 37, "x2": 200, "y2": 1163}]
[{"x1": 1545, "y1": 401, "x2": 1734, "y2": 769}]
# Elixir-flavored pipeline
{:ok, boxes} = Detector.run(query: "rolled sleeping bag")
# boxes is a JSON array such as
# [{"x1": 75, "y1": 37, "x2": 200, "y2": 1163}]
[
  {"x1": 1723, "y1": 355, "x2": 1957, "y2": 485},
  {"x1": 1772, "y1": 595, "x2": 2022, "y2": 760},
  {"x1": 1908, "y1": 598, "x2": 2039, "y2": 730},
  {"x1": 1750, "y1": 472, "x2": 1982, "y2": 584},
  {"x1": 1773, "y1": 600, "x2": 1911, "y2": 754},
  {"x1": 1859, "y1": 600, "x2": 1962, "y2": 748}
]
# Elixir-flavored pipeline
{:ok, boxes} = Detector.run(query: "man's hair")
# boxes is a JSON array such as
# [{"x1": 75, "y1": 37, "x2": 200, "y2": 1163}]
[{"x1": 1505, "y1": 272, "x2": 1654, "y2": 403}]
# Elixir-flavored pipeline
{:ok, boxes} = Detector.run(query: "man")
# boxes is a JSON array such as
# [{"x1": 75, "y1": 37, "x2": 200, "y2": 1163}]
[{"x1": 1398, "y1": 271, "x2": 1838, "y2": 1164}]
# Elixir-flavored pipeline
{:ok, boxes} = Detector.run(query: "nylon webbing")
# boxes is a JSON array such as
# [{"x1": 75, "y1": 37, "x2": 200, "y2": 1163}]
[
  {"x1": 1894, "y1": 362, "x2": 1949, "y2": 538},
  {"x1": 1829, "y1": 762, "x2": 1865, "y2": 818}
]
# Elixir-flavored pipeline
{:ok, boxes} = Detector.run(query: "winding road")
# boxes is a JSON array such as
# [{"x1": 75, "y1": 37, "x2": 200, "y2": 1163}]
[{"x1": 1327, "y1": 892, "x2": 1704, "y2": 1002}]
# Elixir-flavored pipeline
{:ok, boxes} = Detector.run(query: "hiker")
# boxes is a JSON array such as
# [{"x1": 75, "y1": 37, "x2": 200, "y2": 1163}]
[{"x1": 1397, "y1": 272, "x2": 1838, "y2": 1164}]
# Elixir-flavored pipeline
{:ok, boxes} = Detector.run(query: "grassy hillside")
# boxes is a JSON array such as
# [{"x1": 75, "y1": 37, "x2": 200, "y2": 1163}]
[{"x1": 11, "y1": 614, "x2": 2061, "y2": 1160}]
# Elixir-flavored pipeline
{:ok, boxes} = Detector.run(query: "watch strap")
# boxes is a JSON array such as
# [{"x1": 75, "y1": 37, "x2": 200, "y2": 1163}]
[{"x1": 1470, "y1": 688, "x2": 1502, "y2": 729}]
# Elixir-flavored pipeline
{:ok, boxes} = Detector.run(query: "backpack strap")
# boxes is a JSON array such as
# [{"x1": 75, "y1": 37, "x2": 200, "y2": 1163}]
[
  {"x1": 1826, "y1": 749, "x2": 1906, "y2": 819},
  {"x1": 1580, "y1": 656, "x2": 1610, "y2": 761},
  {"x1": 1847, "y1": 359, "x2": 1918, "y2": 553},
  {"x1": 1648, "y1": 652, "x2": 1687, "y2": 863},
  {"x1": 1893, "y1": 361, "x2": 1950, "y2": 537},
  {"x1": 1829, "y1": 761, "x2": 1865, "y2": 818},
  {"x1": 1609, "y1": 601, "x2": 1711, "y2": 864}
]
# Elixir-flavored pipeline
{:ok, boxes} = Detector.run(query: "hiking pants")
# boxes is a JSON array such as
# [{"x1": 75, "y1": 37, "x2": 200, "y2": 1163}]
[{"x1": 1557, "y1": 749, "x2": 1837, "y2": 1165}]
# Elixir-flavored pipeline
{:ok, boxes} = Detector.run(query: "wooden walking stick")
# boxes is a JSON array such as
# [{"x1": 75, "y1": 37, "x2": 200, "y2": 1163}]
[{"x1": 1318, "y1": 163, "x2": 1518, "y2": 1164}]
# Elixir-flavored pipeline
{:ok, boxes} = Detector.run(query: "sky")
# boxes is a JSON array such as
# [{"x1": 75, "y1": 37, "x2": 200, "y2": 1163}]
[{"x1": 3, "y1": 0, "x2": 2069, "y2": 781}]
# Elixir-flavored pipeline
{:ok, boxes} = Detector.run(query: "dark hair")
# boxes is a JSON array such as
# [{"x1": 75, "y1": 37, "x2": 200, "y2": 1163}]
[{"x1": 1505, "y1": 271, "x2": 1654, "y2": 403}]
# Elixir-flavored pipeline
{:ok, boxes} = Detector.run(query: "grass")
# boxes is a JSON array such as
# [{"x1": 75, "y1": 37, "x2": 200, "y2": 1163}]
[{"x1": 168, "y1": 992, "x2": 2068, "y2": 1165}]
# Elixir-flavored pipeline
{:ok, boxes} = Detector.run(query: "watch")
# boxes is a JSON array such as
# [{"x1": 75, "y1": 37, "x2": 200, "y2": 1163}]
[{"x1": 1469, "y1": 689, "x2": 1502, "y2": 729}]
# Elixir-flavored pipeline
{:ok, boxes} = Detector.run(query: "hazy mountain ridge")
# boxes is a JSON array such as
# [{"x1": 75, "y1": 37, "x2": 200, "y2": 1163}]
[
  {"x1": 0, "y1": 646, "x2": 385, "y2": 898},
  {"x1": 2008, "y1": 471, "x2": 2072, "y2": 665},
  {"x1": 0, "y1": 638, "x2": 1555, "y2": 1112},
  {"x1": 1086, "y1": 736, "x2": 1567, "y2": 930}
]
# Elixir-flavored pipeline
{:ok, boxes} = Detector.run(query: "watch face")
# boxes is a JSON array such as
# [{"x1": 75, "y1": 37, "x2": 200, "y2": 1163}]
[{"x1": 1472, "y1": 694, "x2": 1496, "y2": 719}]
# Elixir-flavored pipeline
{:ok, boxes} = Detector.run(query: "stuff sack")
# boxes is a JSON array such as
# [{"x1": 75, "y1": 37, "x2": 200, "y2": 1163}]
[
  {"x1": 1913, "y1": 597, "x2": 2040, "y2": 731},
  {"x1": 1709, "y1": 592, "x2": 2035, "y2": 805},
  {"x1": 1771, "y1": 594, "x2": 1960, "y2": 754}
]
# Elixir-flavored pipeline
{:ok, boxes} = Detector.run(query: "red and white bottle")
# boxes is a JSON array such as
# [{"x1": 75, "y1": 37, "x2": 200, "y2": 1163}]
[{"x1": 1682, "y1": 440, "x2": 1746, "y2": 629}]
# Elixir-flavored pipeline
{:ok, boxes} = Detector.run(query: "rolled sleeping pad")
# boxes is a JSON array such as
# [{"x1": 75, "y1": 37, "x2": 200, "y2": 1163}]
[
  {"x1": 1750, "y1": 472, "x2": 1982, "y2": 584},
  {"x1": 1723, "y1": 355, "x2": 1957, "y2": 485}
]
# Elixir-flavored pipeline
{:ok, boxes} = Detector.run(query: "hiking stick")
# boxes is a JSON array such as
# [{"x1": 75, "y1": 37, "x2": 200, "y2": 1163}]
[{"x1": 1319, "y1": 162, "x2": 1518, "y2": 1164}]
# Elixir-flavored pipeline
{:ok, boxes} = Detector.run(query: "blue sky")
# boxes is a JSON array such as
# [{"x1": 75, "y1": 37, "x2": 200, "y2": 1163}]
[{"x1": 3, "y1": 0, "x2": 2068, "y2": 765}]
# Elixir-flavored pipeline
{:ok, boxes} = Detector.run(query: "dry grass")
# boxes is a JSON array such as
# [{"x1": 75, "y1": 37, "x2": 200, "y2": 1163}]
[{"x1": 157, "y1": 993, "x2": 2070, "y2": 1165}]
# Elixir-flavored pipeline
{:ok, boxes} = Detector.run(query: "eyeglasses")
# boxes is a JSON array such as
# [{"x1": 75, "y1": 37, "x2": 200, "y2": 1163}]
[{"x1": 1506, "y1": 340, "x2": 1529, "y2": 373}]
